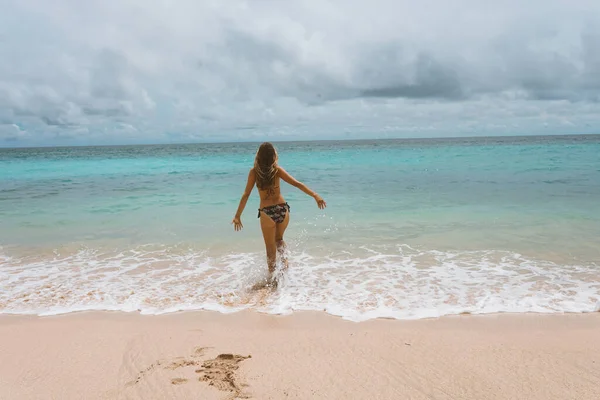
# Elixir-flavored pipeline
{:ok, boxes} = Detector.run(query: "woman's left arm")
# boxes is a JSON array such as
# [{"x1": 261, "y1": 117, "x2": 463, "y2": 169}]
[
  {"x1": 232, "y1": 168, "x2": 256, "y2": 231},
  {"x1": 278, "y1": 167, "x2": 326, "y2": 209}
]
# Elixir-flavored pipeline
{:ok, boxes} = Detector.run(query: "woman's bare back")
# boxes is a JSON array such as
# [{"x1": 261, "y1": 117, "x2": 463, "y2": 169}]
[{"x1": 256, "y1": 171, "x2": 285, "y2": 207}]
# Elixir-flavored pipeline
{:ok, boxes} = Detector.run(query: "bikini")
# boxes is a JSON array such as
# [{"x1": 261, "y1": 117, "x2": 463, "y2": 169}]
[{"x1": 258, "y1": 203, "x2": 290, "y2": 224}]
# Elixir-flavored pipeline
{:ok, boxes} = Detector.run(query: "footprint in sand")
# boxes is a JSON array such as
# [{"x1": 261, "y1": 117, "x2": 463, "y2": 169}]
[
  {"x1": 195, "y1": 353, "x2": 252, "y2": 395},
  {"x1": 127, "y1": 346, "x2": 208, "y2": 386},
  {"x1": 128, "y1": 347, "x2": 251, "y2": 398}
]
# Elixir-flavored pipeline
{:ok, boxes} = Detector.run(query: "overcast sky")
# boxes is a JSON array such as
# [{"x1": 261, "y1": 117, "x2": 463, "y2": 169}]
[{"x1": 1, "y1": 0, "x2": 599, "y2": 146}]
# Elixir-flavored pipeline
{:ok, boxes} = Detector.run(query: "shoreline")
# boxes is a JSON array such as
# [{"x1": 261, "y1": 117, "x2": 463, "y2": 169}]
[
  {"x1": 4, "y1": 240, "x2": 598, "y2": 322},
  {"x1": 1, "y1": 311, "x2": 599, "y2": 399},
  {"x1": 1, "y1": 307, "x2": 600, "y2": 321}
]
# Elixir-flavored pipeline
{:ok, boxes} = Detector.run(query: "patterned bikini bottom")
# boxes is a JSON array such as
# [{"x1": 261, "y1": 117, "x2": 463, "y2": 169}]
[{"x1": 258, "y1": 202, "x2": 290, "y2": 224}]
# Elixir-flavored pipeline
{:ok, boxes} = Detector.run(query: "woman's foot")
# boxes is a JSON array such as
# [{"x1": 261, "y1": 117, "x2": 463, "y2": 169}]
[
  {"x1": 265, "y1": 276, "x2": 278, "y2": 290},
  {"x1": 252, "y1": 276, "x2": 278, "y2": 291}
]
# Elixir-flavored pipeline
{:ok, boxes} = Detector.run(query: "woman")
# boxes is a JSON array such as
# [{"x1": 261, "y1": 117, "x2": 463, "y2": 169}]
[{"x1": 232, "y1": 142, "x2": 326, "y2": 282}]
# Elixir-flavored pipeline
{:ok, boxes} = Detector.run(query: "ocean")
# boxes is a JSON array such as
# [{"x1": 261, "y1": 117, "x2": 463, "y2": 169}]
[{"x1": 1, "y1": 135, "x2": 599, "y2": 321}]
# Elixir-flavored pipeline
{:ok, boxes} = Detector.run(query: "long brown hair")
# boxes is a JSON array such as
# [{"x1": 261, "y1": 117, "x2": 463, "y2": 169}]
[{"x1": 254, "y1": 142, "x2": 278, "y2": 189}]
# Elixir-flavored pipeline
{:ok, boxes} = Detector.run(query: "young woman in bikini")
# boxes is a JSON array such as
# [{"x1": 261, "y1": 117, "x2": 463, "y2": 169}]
[{"x1": 232, "y1": 142, "x2": 326, "y2": 281}]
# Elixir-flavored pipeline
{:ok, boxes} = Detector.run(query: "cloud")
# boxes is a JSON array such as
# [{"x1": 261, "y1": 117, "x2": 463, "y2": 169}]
[
  {"x1": 0, "y1": 124, "x2": 28, "y2": 141},
  {"x1": 0, "y1": 0, "x2": 599, "y2": 146},
  {"x1": 358, "y1": 53, "x2": 464, "y2": 99}
]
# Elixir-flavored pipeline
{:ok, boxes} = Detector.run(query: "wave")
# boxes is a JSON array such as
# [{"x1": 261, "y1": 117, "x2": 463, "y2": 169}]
[{"x1": 1, "y1": 244, "x2": 599, "y2": 321}]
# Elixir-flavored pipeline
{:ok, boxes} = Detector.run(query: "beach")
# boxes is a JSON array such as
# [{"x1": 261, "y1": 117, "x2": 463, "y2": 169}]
[
  {"x1": 0, "y1": 311, "x2": 599, "y2": 399},
  {"x1": 1, "y1": 136, "x2": 600, "y2": 399}
]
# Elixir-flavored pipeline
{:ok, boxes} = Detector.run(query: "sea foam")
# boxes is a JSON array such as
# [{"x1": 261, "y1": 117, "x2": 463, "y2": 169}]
[{"x1": 1, "y1": 244, "x2": 598, "y2": 321}]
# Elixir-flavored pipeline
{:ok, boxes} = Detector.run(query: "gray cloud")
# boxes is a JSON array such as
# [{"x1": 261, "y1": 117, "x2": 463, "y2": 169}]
[
  {"x1": 1, "y1": 0, "x2": 599, "y2": 145},
  {"x1": 358, "y1": 53, "x2": 464, "y2": 100}
]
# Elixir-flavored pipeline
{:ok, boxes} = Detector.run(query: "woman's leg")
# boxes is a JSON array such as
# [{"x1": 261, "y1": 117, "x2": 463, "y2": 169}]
[
  {"x1": 275, "y1": 211, "x2": 290, "y2": 270},
  {"x1": 259, "y1": 212, "x2": 277, "y2": 276},
  {"x1": 275, "y1": 211, "x2": 290, "y2": 242}
]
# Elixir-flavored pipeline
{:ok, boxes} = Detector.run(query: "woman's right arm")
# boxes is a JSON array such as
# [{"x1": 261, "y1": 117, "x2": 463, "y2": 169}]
[
  {"x1": 232, "y1": 168, "x2": 256, "y2": 231},
  {"x1": 278, "y1": 167, "x2": 326, "y2": 209}
]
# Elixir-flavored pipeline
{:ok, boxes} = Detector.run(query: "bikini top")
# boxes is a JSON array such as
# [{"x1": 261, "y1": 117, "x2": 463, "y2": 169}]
[{"x1": 258, "y1": 179, "x2": 280, "y2": 199}]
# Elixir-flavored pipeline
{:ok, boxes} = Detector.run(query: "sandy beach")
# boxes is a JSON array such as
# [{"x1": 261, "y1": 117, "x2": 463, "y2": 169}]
[{"x1": 0, "y1": 312, "x2": 598, "y2": 400}]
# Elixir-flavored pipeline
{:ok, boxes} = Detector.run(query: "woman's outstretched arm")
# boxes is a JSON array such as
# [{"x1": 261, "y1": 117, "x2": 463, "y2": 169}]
[
  {"x1": 232, "y1": 169, "x2": 256, "y2": 231},
  {"x1": 278, "y1": 167, "x2": 326, "y2": 209}
]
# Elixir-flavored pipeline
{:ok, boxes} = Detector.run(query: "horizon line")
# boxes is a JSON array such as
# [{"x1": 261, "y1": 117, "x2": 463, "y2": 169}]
[{"x1": 1, "y1": 132, "x2": 598, "y2": 150}]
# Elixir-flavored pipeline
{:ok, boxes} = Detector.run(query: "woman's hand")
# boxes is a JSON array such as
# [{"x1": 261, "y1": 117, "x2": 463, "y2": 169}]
[
  {"x1": 232, "y1": 216, "x2": 243, "y2": 231},
  {"x1": 314, "y1": 194, "x2": 327, "y2": 209}
]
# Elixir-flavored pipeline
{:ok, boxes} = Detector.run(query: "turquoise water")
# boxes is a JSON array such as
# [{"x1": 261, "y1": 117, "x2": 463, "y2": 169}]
[{"x1": 1, "y1": 135, "x2": 599, "y2": 319}]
